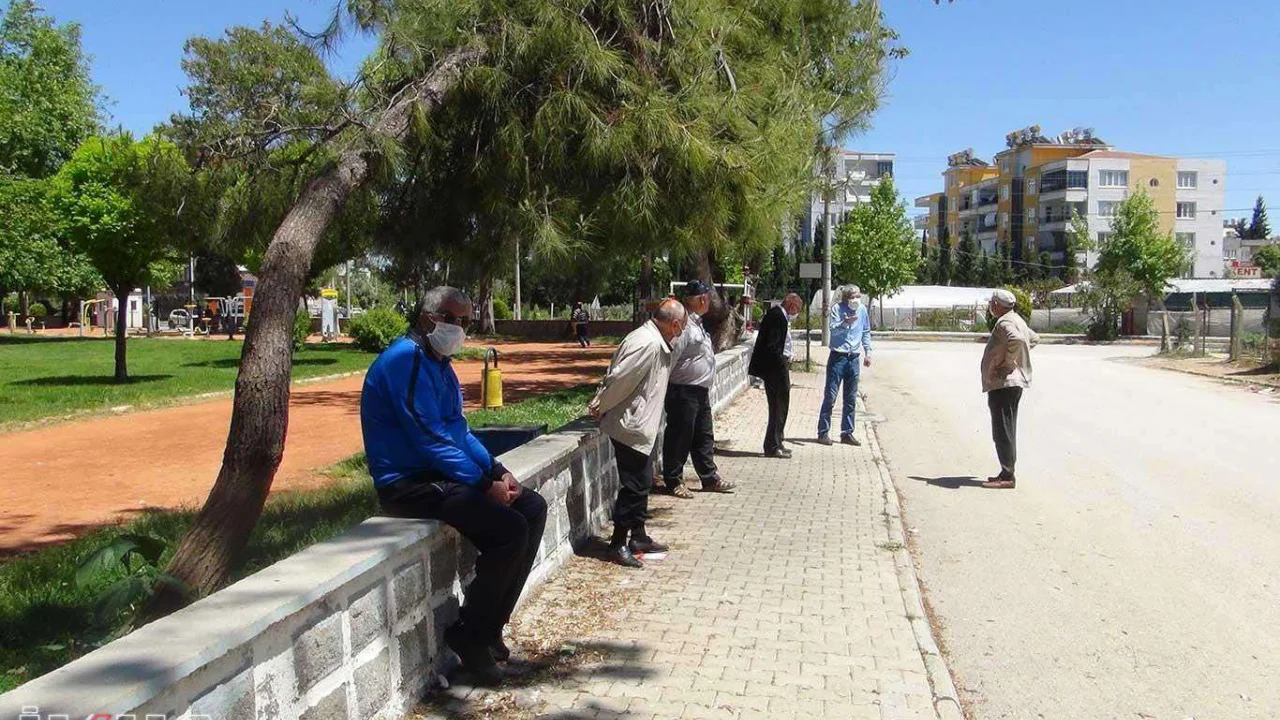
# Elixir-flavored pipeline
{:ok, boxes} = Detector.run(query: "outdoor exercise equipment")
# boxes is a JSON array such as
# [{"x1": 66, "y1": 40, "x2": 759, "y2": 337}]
[
  {"x1": 78, "y1": 299, "x2": 108, "y2": 337},
  {"x1": 481, "y1": 347, "x2": 503, "y2": 409}
]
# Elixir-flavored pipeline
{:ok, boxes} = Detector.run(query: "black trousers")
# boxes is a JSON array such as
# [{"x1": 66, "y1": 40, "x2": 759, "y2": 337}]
[
  {"x1": 378, "y1": 477, "x2": 548, "y2": 643},
  {"x1": 611, "y1": 439, "x2": 653, "y2": 532},
  {"x1": 987, "y1": 387, "x2": 1023, "y2": 479},
  {"x1": 576, "y1": 322, "x2": 590, "y2": 347},
  {"x1": 661, "y1": 384, "x2": 719, "y2": 487},
  {"x1": 760, "y1": 366, "x2": 791, "y2": 454}
]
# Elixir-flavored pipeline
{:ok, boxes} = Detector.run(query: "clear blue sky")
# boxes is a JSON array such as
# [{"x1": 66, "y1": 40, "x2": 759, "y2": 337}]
[{"x1": 38, "y1": 0, "x2": 1280, "y2": 225}]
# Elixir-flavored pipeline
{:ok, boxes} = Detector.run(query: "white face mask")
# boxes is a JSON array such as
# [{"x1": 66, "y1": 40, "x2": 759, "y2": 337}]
[
  {"x1": 427, "y1": 321, "x2": 467, "y2": 357},
  {"x1": 846, "y1": 297, "x2": 861, "y2": 310}
]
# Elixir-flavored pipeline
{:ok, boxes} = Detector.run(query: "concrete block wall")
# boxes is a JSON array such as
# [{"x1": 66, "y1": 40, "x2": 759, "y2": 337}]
[{"x1": 0, "y1": 343, "x2": 751, "y2": 720}]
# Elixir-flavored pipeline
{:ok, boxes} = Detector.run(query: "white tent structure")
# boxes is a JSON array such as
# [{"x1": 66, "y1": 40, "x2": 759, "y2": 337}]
[{"x1": 810, "y1": 285, "x2": 1001, "y2": 312}]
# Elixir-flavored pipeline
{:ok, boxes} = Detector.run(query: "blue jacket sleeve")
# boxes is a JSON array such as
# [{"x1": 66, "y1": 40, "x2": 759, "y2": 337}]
[
  {"x1": 860, "y1": 306, "x2": 873, "y2": 354},
  {"x1": 388, "y1": 350, "x2": 494, "y2": 490}
]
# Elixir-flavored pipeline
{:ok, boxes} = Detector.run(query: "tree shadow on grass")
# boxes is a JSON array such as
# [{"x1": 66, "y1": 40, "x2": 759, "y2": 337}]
[
  {"x1": 182, "y1": 357, "x2": 340, "y2": 369},
  {"x1": 10, "y1": 374, "x2": 173, "y2": 387}
]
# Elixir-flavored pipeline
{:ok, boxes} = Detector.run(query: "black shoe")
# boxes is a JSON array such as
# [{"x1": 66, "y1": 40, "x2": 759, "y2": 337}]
[
  {"x1": 491, "y1": 638, "x2": 511, "y2": 663},
  {"x1": 817, "y1": 435, "x2": 833, "y2": 446},
  {"x1": 765, "y1": 448, "x2": 793, "y2": 459},
  {"x1": 841, "y1": 434, "x2": 861, "y2": 446},
  {"x1": 611, "y1": 544, "x2": 644, "y2": 568},
  {"x1": 444, "y1": 624, "x2": 502, "y2": 686},
  {"x1": 629, "y1": 535, "x2": 669, "y2": 554}
]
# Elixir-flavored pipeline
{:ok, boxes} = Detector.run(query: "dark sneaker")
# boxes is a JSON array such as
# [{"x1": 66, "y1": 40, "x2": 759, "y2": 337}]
[
  {"x1": 444, "y1": 624, "x2": 502, "y2": 686},
  {"x1": 817, "y1": 435, "x2": 833, "y2": 446},
  {"x1": 629, "y1": 536, "x2": 670, "y2": 554},
  {"x1": 840, "y1": 434, "x2": 861, "y2": 446},
  {"x1": 982, "y1": 477, "x2": 1016, "y2": 489},
  {"x1": 611, "y1": 544, "x2": 644, "y2": 568}
]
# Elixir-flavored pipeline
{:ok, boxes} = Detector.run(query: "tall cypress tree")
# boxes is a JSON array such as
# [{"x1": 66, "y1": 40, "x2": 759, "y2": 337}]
[
  {"x1": 1248, "y1": 195, "x2": 1271, "y2": 240},
  {"x1": 955, "y1": 233, "x2": 977, "y2": 286},
  {"x1": 939, "y1": 241, "x2": 954, "y2": 286}
]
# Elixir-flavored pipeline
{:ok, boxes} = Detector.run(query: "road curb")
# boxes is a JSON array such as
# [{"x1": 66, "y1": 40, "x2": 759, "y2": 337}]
[
  {"x1": 1139, "y1": 360, "x2": 1279, "y2": 394},
  {"x1": 864, "y1": 408, "x2": 966, "y2": 720}
]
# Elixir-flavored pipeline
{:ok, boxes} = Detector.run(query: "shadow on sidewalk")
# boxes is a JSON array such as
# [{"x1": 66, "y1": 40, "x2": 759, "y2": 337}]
[{"x1": 909, "y1": 475, "x2": 985, "y2": 489}]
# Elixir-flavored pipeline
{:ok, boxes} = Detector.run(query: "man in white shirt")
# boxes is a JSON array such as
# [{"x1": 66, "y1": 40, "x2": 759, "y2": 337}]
[{"x1": 660, "y1": 281, "x2": 736, "y2": 499}]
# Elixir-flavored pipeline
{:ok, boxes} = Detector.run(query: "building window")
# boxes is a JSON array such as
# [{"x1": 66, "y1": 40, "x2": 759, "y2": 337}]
[
  {"x1": 1177, "y1": 232, "x2": 1196, "y2": 250},
  {"x1": 1150, "y1": 178, "x2": 1159, "y2": 188},
  {"x1": 1000, "y1": 159, "x2": 1009, "y2": 173},
  {"x1": 1067, "y1": 171, "x2": 1088, "y2": 189},
  {"x1": 1027, "y1": 179, "x2": 1037, "y2": 194},
  {"x1": 1000, "y1": 213, "x2": 1008, "y2": 227},
  {"x1": 1097, "y1": 232, "x2": 1113, "y2": 247},
  {"x1": 1177, "y1": 202, "x2": 1197, "y2": 219},
  {"x1": 876, "y1": 160, "x2": 894, "y2": 178},
  {"x1": 1025, "y1": 209, "x2": 1035, "y2": 224},
  {"x1": 1001, "y1": 186, "x2": 1010, "y2": 201},
  {"x1": 1177, "y1": 171, "x2": 1198, "y2": 189},
  {"x1": 1098, "y1": 170, "x2": 1128, "y2": 187},
  {"x1": 1098, "y1": 200, "x2": 1119, "y2": 217}
]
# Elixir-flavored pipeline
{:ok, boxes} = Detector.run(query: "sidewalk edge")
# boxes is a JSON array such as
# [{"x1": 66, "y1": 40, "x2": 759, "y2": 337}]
[{"x1": 865, "y1": 415, "x2": 966, "y2": 720}]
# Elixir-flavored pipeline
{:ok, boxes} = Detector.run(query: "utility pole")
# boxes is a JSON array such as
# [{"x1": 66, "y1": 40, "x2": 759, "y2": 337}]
[
  {"x1": 346, "y1": 261, "x2": 353, "y2": 319},
  {"x1": 821, "y1": 148, "x2": 835, "y2": 347},
  {"x1": 514, "y1": 239, "x2": 522, "y2": 320}
]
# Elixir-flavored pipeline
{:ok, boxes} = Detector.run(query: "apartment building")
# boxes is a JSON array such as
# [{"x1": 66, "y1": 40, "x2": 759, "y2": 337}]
[
  {"x1": 914, "y1": 127, "x2": 1227, "y2": 278},
  {"x1": 798, "y1": 150, "x2": 895, "y2": 250}
]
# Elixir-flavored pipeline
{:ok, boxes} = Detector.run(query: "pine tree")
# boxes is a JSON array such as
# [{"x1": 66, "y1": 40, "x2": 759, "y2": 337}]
[
  {"x1": 1248, "y1": 195, "x2": 1271, "y2": 240},
  {"x1": 939, "y1": 241, "x2": 954, "y2": 286},
  {"x1": 1038, "y1": 251, "x2": 1054, "y2": 281},
  {"x1": 977, "y1": 252, "x2": 994, "y2": 286},
  {"x1": 915, "y1": 238, "x2": 929, "y2": 283},
  {"x1": 955, "y1": 234, "x2": 977, "y2": 286},
  {"x1": 1001, "y1": 244, "x2": 1016, "y2": 285},
  {"x1": 925, "y1": 244, "x2": 941, "y2": 285}
]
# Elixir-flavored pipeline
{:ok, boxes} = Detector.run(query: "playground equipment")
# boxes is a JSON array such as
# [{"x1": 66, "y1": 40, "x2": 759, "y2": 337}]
[
  {"x1": 481, "y1": 347, "x2": 503, "y2": 409},
  {"x1": 78, "y1": 299, "x2": 109, "y2": 337}
]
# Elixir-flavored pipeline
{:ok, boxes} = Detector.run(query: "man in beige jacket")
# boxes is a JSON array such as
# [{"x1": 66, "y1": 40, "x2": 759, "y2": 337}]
[
  {"x1": 589, "y1": 298, "x2": 687, "y2": 566},
  {"x1": 980, "y1": 289, "x2": 1039, "y2": 489}
]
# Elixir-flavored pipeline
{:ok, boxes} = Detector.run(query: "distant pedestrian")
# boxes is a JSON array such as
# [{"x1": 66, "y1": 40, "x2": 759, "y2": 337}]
[
  {"x1": 572, "y1": 302, "x2": 591, "y2": 347},
  {"x1": 589, "y1": 298, "x2": 687, "y2": 567},
  {"x1": 980, "y1": 289, "x2": 1038, "y2": 489},
  {"x1": 749, "y1": 293, "x2": 802, "y2": 458},
  {"x1": 818, "y1": 285, "x2": 872, "y2": 447},
  {"x1": 660, "y1": 281, "x2": 735, "y2": 499}
]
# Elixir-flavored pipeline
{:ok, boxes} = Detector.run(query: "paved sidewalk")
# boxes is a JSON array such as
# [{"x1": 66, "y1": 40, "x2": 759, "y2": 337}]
[{"x1": 427, "y1": 373, "x2": 957, "y2": 719}]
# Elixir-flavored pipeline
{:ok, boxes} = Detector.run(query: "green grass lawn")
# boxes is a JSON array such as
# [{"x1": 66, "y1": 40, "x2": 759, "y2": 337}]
[
  {"x1": 0, "y1": 384, "x2": 596, "y2": 693},
  {"x1": 0, "y1": 336, "x2": 376, "y2": 427}
]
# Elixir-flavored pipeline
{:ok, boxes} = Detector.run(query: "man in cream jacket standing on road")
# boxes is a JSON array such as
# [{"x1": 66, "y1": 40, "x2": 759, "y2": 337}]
[
  {"x1": 980, "y1": 289, "x2": 1038, "y2": 489},
  {"x1": 590, "y1": 298, "x2": 687, "y2": 567}
]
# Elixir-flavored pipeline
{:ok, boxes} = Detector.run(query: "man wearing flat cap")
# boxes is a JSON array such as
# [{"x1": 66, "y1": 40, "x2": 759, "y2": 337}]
[
  {"x1": 660, "y1": 280, "x2": 736, "y2": 499},
  {"x1": 980, "y1": 289, "x2": 1038, "y2": 489}
]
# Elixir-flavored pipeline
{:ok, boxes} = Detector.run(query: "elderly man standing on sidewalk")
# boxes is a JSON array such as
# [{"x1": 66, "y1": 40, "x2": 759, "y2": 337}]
[
  {"x1": 749, "y1": 293, "x2": 803, "y2": 458},
  {"x1": 818, "y1": 285, "x2": 872, "y2": 447},
  {"x1": 660, "y1": 281, "x2": 736, "y2": 499},
  {"x1": 981, "y1": 289, "x2": 1038, "y2": 490},
  {"x1": 590, "y1": 298, "x2": 687, "y2": 567}
]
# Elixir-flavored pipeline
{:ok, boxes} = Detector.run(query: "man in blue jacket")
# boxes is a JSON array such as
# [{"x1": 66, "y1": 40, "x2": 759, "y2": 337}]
[
  {"x1": 361, "y1": 286, "x2": 547, "y2": 686},
  {"x1": 818, "y1": 285, "x2": 872, "y2": 446}
]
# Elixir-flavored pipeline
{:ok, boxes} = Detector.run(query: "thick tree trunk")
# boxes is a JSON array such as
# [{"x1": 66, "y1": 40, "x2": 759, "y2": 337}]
[
  {"x1": 692, "y1": 248, "x2": 740, "y2": 352},
  {"x1": 477, "y1": 272, "x2": 495, "y2": 335},
  {"x1": 147, "y1": 47, "x2": 481, "y2": 619},
  {"x1": 111, "y1": 285, "x2": 130, "y2": 382}
]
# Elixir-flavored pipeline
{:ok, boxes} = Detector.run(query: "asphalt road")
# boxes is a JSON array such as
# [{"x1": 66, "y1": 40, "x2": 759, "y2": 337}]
[{"x1": 867, "y1": 340, "x2": 1280, "y2": 720}]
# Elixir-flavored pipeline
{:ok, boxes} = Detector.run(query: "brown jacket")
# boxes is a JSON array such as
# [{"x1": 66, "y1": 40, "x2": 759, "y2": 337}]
[{"x1": 981, "y1": 311, "x2": 1038, "y2": 393}]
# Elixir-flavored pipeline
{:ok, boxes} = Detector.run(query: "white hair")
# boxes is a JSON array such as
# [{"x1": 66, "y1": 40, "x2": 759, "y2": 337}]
[
  {"x1": 841, "y1": 285, "x2": 861, "y2": 299},
  {"x1": 414, "y1": 286, "x2": 471, "y2": 320}
]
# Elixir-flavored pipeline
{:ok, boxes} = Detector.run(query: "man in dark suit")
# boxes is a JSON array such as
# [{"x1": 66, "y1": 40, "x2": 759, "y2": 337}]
[{"x1": 749, "y1": 293, "x2": 802, "y2": 458}]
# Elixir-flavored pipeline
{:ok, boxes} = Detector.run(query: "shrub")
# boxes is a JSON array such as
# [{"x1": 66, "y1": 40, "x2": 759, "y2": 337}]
[
  {"x1": 293, "y1": 308, "x2": 312, "y2": 351},
  {"x1": 1052, "y1": 321, "x2": 1087, "y2": 335},
  {"x1": 28, "y1": 302, "x2": 47, "y2": 318},
  {"x1": 493, "y1": 297, "x2": 512, "y2": 320},
  {"x1": 348, "y1": 307, "x2": 409, "y2": 353}
]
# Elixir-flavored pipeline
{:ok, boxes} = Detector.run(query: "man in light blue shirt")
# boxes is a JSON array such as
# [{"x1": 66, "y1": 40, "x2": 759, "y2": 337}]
[{"x1": 818, "y1": 285, "x2": 872, "y2": 446}]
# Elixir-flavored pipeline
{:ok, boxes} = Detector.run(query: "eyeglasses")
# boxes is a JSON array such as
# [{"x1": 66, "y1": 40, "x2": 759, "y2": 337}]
[{"x1": 430, "y1": 311, "x2": 471, "y2": 330}]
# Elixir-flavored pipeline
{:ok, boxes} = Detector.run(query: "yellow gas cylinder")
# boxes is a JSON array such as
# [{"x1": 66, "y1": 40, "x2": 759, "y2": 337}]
[{"x1": 482, "y1": 347, "x2": 503, "y2": 409}]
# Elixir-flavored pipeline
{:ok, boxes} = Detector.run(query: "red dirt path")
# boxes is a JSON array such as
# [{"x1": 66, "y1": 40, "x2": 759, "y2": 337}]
[{"x1": 0, "y1": 340, "x2": 613, "y2": 555}]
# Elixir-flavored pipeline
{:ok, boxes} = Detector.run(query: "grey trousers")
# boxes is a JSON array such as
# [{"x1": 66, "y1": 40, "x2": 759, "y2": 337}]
[{"x1": 987, "y1": 387, "x2": 1023, "y2": 479}]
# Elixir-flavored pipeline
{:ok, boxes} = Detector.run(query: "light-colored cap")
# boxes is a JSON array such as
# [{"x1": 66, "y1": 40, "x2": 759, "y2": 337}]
[{"x1": 991, "y1": 289, "x2": 1017, "y2": 308}]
